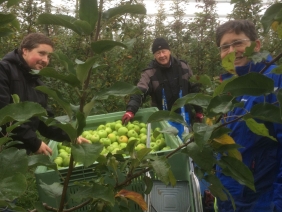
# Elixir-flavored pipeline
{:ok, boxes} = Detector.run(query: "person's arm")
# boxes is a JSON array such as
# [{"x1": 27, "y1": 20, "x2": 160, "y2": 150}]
[{"x1": 122, "y1": 70, "x2": 152, "y2": 124}]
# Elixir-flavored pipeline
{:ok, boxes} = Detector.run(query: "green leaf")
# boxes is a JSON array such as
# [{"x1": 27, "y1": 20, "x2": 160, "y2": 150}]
[
  {"x1": 73, "y1": 20, "x2": 92, "y2": 35},
  {"x1": 183, "y1": 143, "x2": 215, "y2": 171},
  {"x1": 222, "y1": 52, "x2": 236, "y2": 74},
  {"x1": 151, "y1": 156, "x2": 172, "y2": 185},
  {"x1": 171, "y1": 93, "x2": 212, "y2": 111},
  {"x1": 70, "y1": 183, "x2": 115, "y2": 206},
  {"x1": 35, "y1": 86, "x2": 73, "y2": 118},
  {"x1": 76, "y1": 57, "x2": 97, "y2": 84},
  {"x1": 136, "y1": 148, "x2": 151, "y2": 161},
  {"x1": 0, "y1": 173, "x2": 27, "y2": 201},
  {"x1": 27, "y1": 155, "x2": 57, "y2": 170},
  {"x1": 72, "y1": 143, "x2": 103, "y2": 167},
  {"x1": 47, "y1": 121, "x2": 77, "y2": 142},
  {"x1": 143, "y1": 175, "x2": 153, "y2": 194},
  {"x1": 11, "y1": 94, "x2": 20, "y2": 103},
  {"x1": 6, "y1": 120, "x2": 29, "y2": 134},
  {"x1": 211, "y1": 143, "x2": 243, "y2": 153},
  {"x1": 0, "y1": 102, "x2": 46, "y2": 126},
  {"x1": 193, "y1": 123, "x2": 219, "y2": 149},
  {"x1": 206, "y1": 94, "x2": 235, "y2": 117},
  {"x1": 250, "y1": 103, "x2": 282, "y2": 124},
  {"x1": 190, "y1": 74, "x2": 212, "y2": 86},
  {"x1": 0, "y1": 27, "x2": 14, "y2": 37},
  {"x1": 217, "y1": 156, "x2": 255, "y2": 191},
  {"x1": 147, "y1": 110, "x2": 187, "y2": 126},
  {"x1": 208, "y1": 184, "x2": 228, "y2": 201},
  {"x1": 37, "y1": 68, "x2": 80, "y2": 87},
  {"x1": 0, "y1": 137, "x2": 11, "y2": 146},
  {"x1": 91, "y1": 40, "x2": 127, "y2": 54},
  {"x1": 0, "y1": 148, "x2": 28, "y2": 179},
  {"x1": 79, "y1": 0, "x2": 98, "y2": 31},
  {"x1": 83, "y1": 100, "x2": 95, "y2": 117},
  {"x1": 223, "y1": 73, "x2": 274, "y2": 97},
  {"x1": 242, "y1": 42, "x2": 256, "y2": 58},
  {"x1": 250, "y1": 51, "x2": 270, "y2": 64},
  {"x1": 52, "y1": 51, "x2": 76, "y2": 74},
  {"x1": 102, "y1": 4, "x2": 146, "y2": 20},
  {"x1": 76, "y1": 111, "x2": 86, "y2": 137},
  {"x1": 0, "y1": 13, "x2": 16, "y2": 25},
  {"x1": 244, "y1": 117, "x2": 277, "y2": 141},
  {"x1": 213, "y1": 76, "x2": 235, "y2": 97},
  {"x1": 39, "y1": 181, "x2": 63, "y2": 198},
  {"x1": 210, "y1": 127, "x2": 232, "y2": 140},
  {"x1": 94, "y1": 82, "x2": 142, "y2": 100},
  {"x1": 37, "y1": 14, "x2": 82, "y2": 35},
  {"x1": 261, "y1": 3, "x2": 282, "y2": 33},
  {"x1": 271, "y1": 65, "x2": 282, "y2": 74}
]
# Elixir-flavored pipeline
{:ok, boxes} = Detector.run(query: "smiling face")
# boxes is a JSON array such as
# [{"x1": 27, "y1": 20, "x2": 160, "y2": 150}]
[
  {"x1": 154, "y1": 49, "x2": 171, "y2": 66},
  {"x1": 219, "y1": 31, "x2": 261, "y2": 67},
  {"x1": 22, "y1": 44, "x2": 53, "y2": 70}
]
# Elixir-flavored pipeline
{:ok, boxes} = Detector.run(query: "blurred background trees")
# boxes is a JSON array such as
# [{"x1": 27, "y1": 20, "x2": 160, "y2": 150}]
[{"x1": 0, "y1": 0, "x2": 281, "y2": 115}]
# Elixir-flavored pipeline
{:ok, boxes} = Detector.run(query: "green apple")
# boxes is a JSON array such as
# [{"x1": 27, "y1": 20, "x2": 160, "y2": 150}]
[
  {"x1": 62, "y1": 156, "x2": 70, "y2": 167},
  {"x1": 156, "y1": 139, "x2": 166, "y2": 149},
  {"x1": 126, "y1": 123, "x2": 135, "y2": 130},
  {"x1": 139, "y1": 135, "x2": 147, "y2": 144},
  {"x1": 140, "y1": 123, "x2": 146, "y2": 128},
  {"x1": 115, "y1": 123, "x2": 123, "y2": 131},
  {"x1": 54, "y1": 156, "x2": 63, "y2": 166},
  {"x1": 116, "y1": 120, "x2": 122, "y2": 124},
  {"x1": 150, "y1": 142, "x2": 159, "y2": 151},
  {"x1": 117, "y1": 126, "x2": 128, "y2": 136},
  {"x1": 150, "y1": 136, "x2": 156, "y2": 143},
  {"x1": 107, "y1": 145, "x2": 116, "y2": 152},
  {"x1": 127, "y1": 129, "x2": 138, "y2": 138},
  {"x1": 156, "y1": 133, "x2": 164, "y2": 140},
  {"x1": 162, "y1": 146, "x2": 171, "y2": 151},
  {"x1": 154, "y1": 127, "x2": 161, "y2": 133},
  {"x1": 107, "y1": 133, "x2": 117, "y2": 143},
  {"x1": 119, "y1": 143, "x2": 127, "y2": 149},
  {"x1": 100, "y1": 147, "x2": 108, "y2": 155},
  {"x1": 110, "y1": 122, "x2": 116, "y2": 130},
  {"x1": 100, "y1": 138, "x2": 111, "y2": 146},
  {"x1": 57, "y1": 142, "x2": 63, "y2": 149},
  {"x1": 140, "y1": 127, "x2": 147, "y2": 134},
  {"x1": 105, "y1": 127, "x2": 112, "y2": 134},
  {"x1": 112, "y1": 142, "x2": 119, "y2": 147},
  {"x1": 97, "y1": 124, "x2": 106, "y2": 130},
  {"x1": 133, "y1": 125, "x2": 140, "y2": 134},
  {"x1": 81, "y1": 131, "x2": 90, "y2": 138},
  {"x1": 97, "y1": 129, "x2": 107, "y2": 138},
  {"x1": 90, "y1": 134, "x2": 100, "y2": 143},
  {"x1": 135, "y1": 143, "x2": 146, "y2": 151},
  {"x1": 132, "y1": 120, "x2": 139, "y2": 125},
  {"x1": 118, "y1": 135, "x2": 129, "y2": 143},
  {"x1": 128, "y1": 137, "x2": 138, "y2": 143},
  {"x1": 59, "y1": 151, "x2": 69, "y2": 159},
  {"x1": 65, "y1": 147, "x2": 71, "y2": 154},
  {"x1": 58, "y1": 149, "x2": 66, "y2": 154}
]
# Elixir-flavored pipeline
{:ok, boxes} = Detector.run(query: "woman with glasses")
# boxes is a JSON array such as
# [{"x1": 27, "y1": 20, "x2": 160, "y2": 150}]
[{"x1": 215, "y1": 20, "x2": 282, "y2": 212}]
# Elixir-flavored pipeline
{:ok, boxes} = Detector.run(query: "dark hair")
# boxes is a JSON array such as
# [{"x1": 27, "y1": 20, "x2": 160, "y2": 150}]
[
  {"x1": 20, "y1": 33, "x2": 54, "y2": 51},
  {"x1": 215, "y1": 20, "x2": 258, "y2": 47}
]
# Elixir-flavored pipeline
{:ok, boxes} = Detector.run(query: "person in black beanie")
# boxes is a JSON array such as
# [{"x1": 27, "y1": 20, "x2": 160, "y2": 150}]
[{"x1": 121, "y1": 37, "x2": 203, "y2": 138}]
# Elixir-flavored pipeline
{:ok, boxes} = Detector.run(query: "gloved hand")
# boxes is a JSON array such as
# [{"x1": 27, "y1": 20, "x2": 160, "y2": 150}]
[
  {"x1": 195, "y1": 112, "x2": 204, "y2": 123},
  {"x1": 122, "y1": 111, "x2": 134, "y2": 125}
]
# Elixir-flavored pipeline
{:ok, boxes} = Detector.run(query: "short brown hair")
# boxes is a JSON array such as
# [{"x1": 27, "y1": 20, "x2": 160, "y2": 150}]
[
  {"x1": 215, "y1": 20, "x2": 258, "y2": 47},
  {"x1": 20, "y1": 33, "x2": 54, "y2": 51}
]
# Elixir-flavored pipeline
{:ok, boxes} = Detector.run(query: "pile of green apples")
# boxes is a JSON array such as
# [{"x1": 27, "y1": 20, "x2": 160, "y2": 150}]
[
  {"x1": 53, "y1": 143, "x2": 71, "y2": 168},
  {"x1": 81, "y1": 120, "x2": 171, "y2": 156},
  {"x1": 52, "y1": 120, "x2": 171, "y2": 168}
]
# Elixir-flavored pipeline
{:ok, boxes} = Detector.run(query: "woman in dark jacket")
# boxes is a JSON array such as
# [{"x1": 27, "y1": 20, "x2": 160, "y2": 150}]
[{"x1": 0, "y1": 33, "x2": 88, "y2": 155}]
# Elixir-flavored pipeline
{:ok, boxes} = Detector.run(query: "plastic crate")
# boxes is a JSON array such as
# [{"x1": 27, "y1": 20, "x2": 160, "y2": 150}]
[{"x1": 35, "y1": 107, "x2": 196, "y2": 212}]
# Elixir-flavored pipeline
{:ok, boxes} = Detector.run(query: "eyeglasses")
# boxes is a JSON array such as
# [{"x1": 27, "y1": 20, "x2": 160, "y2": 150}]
[
  {"x1": 218, "y1": 39, "x2": 251, "y2": 53},
  {"x1": 154, "y1": 49, "x2": 169, "y2": 56}
]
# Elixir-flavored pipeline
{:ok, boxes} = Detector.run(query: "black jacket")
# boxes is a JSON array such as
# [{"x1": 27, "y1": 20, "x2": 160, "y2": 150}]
[
  {"x1": 126, "y1": 56, "x2": 201, "y2": 117},
  {"x1": 0, "y1": 49, "x2": 69, "y2": 153}
]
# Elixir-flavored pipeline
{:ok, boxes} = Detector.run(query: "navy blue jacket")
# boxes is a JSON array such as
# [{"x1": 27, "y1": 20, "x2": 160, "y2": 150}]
[{"x1": 216, "y1": 57, "x2": 282, "y2": 212}]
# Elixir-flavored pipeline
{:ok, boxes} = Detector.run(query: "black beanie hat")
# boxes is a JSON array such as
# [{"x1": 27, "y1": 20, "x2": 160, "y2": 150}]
[{"x1": 151, "y1": 38, "x2": 170, "y2": 54}]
